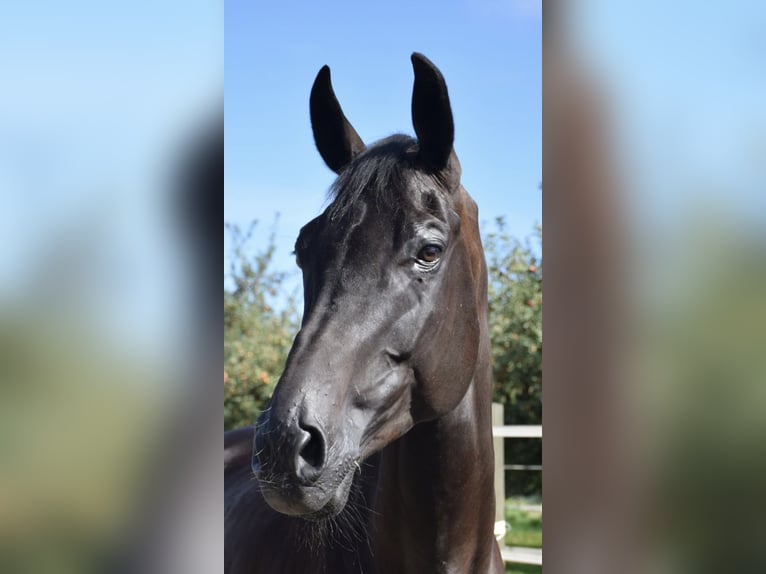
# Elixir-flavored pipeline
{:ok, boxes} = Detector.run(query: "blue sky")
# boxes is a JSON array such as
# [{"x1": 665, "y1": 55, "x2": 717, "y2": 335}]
[
  {"x1": 225, "y1": 0, "x2": 542, "y2": 289},
  {"x1": 0, "y1": 0, "x2": 222, "y2": 358},
  {"x1": 569, "y1": 1, "x2": 766, "y2": 233}
]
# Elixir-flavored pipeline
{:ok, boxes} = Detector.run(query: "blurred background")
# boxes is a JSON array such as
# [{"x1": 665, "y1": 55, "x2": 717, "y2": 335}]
[
  {"x1": 545, "y1": 1, "x2": 766, "y2": 573},
  {"x1": 0, "y1": 1, "x2": 222, "y2": 572}
]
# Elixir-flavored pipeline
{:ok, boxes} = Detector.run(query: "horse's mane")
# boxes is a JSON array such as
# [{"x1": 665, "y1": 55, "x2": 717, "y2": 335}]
[{"x1": 327, "y1": 134, "x2": 417, "y2": 223}]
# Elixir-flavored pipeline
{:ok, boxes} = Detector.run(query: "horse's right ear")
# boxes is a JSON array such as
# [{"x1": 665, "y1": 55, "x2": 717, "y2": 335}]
[{"x1": 310, "y1": 66, "x2": 366, "y2": 174}]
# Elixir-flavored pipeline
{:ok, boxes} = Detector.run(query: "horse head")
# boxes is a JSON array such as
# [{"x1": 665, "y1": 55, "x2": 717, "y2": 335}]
[{"x1": 253, "y1": 53, "x2": 487, "y2": 520}]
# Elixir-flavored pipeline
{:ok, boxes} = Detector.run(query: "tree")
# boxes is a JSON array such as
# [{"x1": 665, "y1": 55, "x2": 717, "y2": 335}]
[
  {"x1": 484, "y1": 218, "x2": 542, "y2": 495},
  {"x1": 224, "y1": 222, "x2": 299, "y2": 430}
]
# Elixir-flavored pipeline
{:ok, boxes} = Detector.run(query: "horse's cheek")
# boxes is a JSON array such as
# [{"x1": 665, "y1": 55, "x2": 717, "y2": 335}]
[{"x1": 415, "y1": 312, "x2": 479, "y2": 417}]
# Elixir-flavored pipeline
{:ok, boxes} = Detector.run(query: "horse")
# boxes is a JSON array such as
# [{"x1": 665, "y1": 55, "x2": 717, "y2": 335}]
[{"x1": 225, "y1": 53, "x2": 504, "y2": 574}]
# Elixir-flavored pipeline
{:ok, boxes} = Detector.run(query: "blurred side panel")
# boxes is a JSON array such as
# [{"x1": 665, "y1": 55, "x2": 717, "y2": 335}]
[
  {"x1": 544, "y1": 1, "x2": 766, "y2": 573},
  {"x1": 0, "y1": 1, "x2": 222, "y2": 572},
  {"x1": 543, "y1": 2, "x2": 636, "y2": 572}
]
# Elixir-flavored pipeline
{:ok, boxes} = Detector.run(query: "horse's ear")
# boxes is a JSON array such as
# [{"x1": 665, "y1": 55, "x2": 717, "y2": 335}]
[
  {"x1": 411, "y1": 53, "x2": 454, "y2": 171},
  {"x1": 310, "y1": 65, "x2": 365, "y2": 174}
]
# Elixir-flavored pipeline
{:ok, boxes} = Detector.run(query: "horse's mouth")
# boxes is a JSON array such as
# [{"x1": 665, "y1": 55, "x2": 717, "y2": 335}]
[
  {"x1": 300, "y1": 464, "x2": 356, "y2": 521},
  {"x1": 257, "y1": 461, "x2": 357, "y2": 521}
]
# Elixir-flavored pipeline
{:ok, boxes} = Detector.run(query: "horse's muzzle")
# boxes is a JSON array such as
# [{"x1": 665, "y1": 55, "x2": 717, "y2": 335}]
[{"x1": 253, "y1": 413, "x2": 356, "y2": 518}]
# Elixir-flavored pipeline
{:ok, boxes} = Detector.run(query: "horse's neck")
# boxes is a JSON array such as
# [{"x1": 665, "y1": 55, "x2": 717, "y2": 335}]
[{"x1": 373, "y1": 358, "x2": 498, "y2": 573}]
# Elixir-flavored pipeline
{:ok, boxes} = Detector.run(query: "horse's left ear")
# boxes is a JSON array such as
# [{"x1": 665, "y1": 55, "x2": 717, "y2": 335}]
[{"x1": 411, "y1": 53, "x2": 454, "y2": 171}]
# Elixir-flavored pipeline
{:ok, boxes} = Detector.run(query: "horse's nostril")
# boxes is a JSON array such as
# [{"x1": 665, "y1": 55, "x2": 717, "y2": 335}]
[{"x1": 297, "y1": 424, "x2": 326, "y2": 474}]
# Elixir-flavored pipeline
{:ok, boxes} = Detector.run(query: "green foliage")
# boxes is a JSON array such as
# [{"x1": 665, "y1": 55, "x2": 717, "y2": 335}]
[
  {"x1": 224, "y1": 222, "x2": 299, "y2": 430},
  {"x1": 485, "y1": 218, "x2": 542, "y2": 495},
  {"x1": 485, "y1": 218, "x2": 542, "y2": 421}
]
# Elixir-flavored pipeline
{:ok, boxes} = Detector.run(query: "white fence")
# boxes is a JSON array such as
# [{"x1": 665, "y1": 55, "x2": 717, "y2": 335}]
[{"x1": 492, "y1": 403, "x2": 542, "y2": 567}]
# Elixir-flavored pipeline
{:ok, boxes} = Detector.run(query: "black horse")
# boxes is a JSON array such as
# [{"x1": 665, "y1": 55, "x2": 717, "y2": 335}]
[{"x1": 225, "y1": 53, "x2": 504, "y2": 574}]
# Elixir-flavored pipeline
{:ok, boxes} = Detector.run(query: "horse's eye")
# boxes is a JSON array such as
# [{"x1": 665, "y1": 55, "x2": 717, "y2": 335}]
[{"x1": 417, "y1": 244, "x2": 443, "y2": 264}]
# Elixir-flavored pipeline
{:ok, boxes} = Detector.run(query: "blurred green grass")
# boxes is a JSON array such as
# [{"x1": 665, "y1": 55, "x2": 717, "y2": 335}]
[
  {"x1": 503, "y1": 497, "x2": 542, "y2": 574},
  {"x1": 505, "y1": 498, "x2": 542, "y2": 548}
]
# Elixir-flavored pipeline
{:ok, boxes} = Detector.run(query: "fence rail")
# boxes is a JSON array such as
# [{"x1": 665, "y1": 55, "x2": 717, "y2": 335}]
[
  {"x1": 504, "y1": 464, "x2": 542, "y2": 471},
  {"x1": 492, "y1": 425, "x2": 542, "y2": 438},
  {"x1": 492, "y1": 403, "x2": 542, "y2": 567}
]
